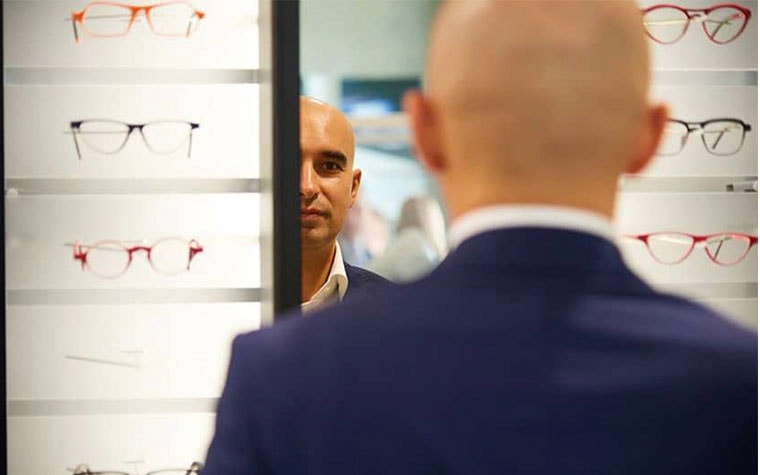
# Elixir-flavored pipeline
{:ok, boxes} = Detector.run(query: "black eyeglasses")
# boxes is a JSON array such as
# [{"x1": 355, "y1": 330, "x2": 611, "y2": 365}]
[
  {"x1": 657, "y1": 118, "x2": 752, "y2": 156},
  {"x1": 70, "y1": 461, "x2": 203, "y2": 475},
  {"x1": 70, "y1": 119, "x2": 199, "y2": 159}
]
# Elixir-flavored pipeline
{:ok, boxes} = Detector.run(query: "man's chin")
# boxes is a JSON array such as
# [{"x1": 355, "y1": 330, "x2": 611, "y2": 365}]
[{"x1": 301, "y1": 228, "x2": 334, "y2": 250}]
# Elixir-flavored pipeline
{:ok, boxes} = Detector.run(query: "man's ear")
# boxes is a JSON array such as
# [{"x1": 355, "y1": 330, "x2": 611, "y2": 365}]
[
  {"x1": 402, "y1": 90, "x2": 446, "y2": 174},
  {"x1": 626, "y1": 102, "x2": 669, "y2": 175},
  {"x1": 349, "y1": 168, "x2": 362, "y2": 207}
]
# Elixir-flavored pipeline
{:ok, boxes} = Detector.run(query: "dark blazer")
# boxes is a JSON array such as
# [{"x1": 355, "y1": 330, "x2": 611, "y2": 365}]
[
  {"x1": 344, "y1": 261, "x2": 391, "y2": 300},
  {"x1": 204, "y1": 228, "x2": 757, "y2": 475}
]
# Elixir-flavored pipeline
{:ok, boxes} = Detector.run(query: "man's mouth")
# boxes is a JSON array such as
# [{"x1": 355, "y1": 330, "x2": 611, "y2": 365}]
[{"x1": 301, "y1": 208, "x2": 327, "y2": 219}]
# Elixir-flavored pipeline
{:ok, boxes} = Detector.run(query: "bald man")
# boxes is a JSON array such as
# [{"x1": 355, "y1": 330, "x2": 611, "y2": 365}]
[
  {"x1": 299, "y1": 97, "x2": 389, "y2": 312},
  {"x1": 204, "y1": 2, "x2": 756, "y2": 474}
]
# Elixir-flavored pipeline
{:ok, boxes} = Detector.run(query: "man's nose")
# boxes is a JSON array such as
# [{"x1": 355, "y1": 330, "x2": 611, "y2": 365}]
[{"x1": 300, "y1": 163, "x2": 318, "y2": 199}]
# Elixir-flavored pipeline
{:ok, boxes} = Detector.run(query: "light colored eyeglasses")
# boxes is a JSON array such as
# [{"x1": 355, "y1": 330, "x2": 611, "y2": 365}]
[
  {"x1": 70, "y1": 461, "x2": 203, "y2": 475},
  {"x1": 70, "y1": 1, "x2": 206, "y2": 42},
  {"x1": 657, "y1": 118, "x2": 751, "y2": 156},
  {"x1": 69, "y1": 120, "x2": 199, "y2": 159},
  {"x1": 626, "y1": 232, "x2": 757, "y2": 266},
  {"x1": 69, "y1": 237, "x2": 204, "y2": 278},
  {"x1": 642, "y1": 4, "x2": 751, "y2": 45}
]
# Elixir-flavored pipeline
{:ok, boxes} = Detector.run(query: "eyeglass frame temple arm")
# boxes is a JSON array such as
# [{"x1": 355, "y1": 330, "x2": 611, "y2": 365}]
[
  {"x1": 706, "y1": 12, "x2": 736, "y2": 38},
  {"x1": 72, "y1": 241, "x2": 87, "y2": 270},
  {"x1": 70, "y1": 121, "x2": 84, "y2": 160},
  {"x1": 186, "y1": 10, "x2": 205, "y2": 37},
  {"x1": 187, "y1": 123, "x2": 199, "y2": 158},
  {"x1": 188, "y1": 239, "x2": 204, "y2": 270},
  {"x1": 707, "y1": 120, "x2": 751, "y2": 151},
  {"x1": 625, "y1": 234, "x2": 649, "y2": 243},
  {"x1": 70, "y1": 11, "x2": 83, "y2": 43},
  {"x1": 706, "y1": 233, "x2": 757, "y2": 262}
]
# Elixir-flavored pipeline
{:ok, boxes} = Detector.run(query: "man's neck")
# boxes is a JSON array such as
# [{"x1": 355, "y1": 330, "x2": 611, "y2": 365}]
[{"x1": 301, "y1": 241, "x2": 336, "y2": 303}]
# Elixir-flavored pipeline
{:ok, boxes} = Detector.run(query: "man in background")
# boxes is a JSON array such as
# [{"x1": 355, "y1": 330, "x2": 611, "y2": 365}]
[
  {"x1": 299, "y1": 96, "x2": 388, "y2": 312},
  {"x1": 204, "y1": 2, "x2": 756, "y2": 473}
]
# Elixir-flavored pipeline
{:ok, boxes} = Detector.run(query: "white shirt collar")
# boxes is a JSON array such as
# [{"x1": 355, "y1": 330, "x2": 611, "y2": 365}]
[
  {"x1": 448, "y1": 205, "x2": 618, "y2": 249},
  {"x1": 301, "y1": 242, "x2": 349, "y2": 313}
]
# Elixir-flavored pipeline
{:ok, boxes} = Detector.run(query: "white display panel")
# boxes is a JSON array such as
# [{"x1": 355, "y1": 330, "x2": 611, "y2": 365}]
[
  {"x1": 639, "y1": 0, "x2": 757, "y2": 70},
  {"x1": 4, "y1": 0, "x2": 273, "y2": 471},
  {"x1": 616, "y1": 192, "x2": 757, "y2": 285},
  {"x1": 5, "y1": 84, "x2": 259, "y2": 179},
  {"x1": 3, "y1": 0, "x2": 259, "y2": 69},
  {"x1": 8, "y1": 414, "x2": 215, "y2": 475},
  {"x1": 6, "y1": 194, "x2": 260, "y2": 289},
  {"x1": 644, "y1": 85, "x2": 757, "y2": 177},
  {"x1": 698, "y1": 298, "x2": 758, "y2": 329},
  {"x1": 616, "y1": 191, "x2": 756, "y2": 231},
  {"x1": 7, "y1": 303, "x2": 259, "y2": 400}
]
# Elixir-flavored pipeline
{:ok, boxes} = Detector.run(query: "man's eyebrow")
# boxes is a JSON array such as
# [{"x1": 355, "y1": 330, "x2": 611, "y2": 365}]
[{"x1": 319, "y1": 150, "x2": 348, "y2": 165}]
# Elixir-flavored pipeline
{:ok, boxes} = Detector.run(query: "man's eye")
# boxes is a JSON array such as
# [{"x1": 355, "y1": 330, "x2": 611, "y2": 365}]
[{"x1": 322, "y1": 162, "x2": 343, "y2": 172}]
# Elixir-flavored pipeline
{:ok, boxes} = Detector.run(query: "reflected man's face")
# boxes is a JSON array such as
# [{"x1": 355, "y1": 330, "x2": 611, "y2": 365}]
[{"x1": 299, "y1": 99, "x2": 361, "y2": 253}]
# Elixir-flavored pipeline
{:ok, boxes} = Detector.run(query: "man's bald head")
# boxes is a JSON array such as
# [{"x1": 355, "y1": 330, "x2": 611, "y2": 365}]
[
  {"x1": 300, "y1": 96, "x2": 356, "y2": 165},
  {"x1": 299, "y1": 96, "x2": 362, "y2": 257},
  {"x1": 404, "y1": 0, "x2": 667, "y2": 218}
]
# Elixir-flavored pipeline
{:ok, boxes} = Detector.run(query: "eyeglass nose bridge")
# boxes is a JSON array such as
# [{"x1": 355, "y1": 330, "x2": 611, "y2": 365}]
[
  {"x1": 686, "y1": 124, "x2": 705, "y2": 136},
  {"x1": 688, "y1": 11, "x2": 708, "y2": 23},
  {"x1": 127, "y1": 245, "x2": 152, "y2": 260},
  {"x1": 128, "y1": 6, "x2": 156, "y2": 30},
  {"x1": 126, "y1": 124, "x2": 143, "y2": 134}
]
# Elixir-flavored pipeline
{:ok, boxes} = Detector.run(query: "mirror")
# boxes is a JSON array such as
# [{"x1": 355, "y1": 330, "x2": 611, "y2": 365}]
[{"x1": 300, "y1": 0, "x2": 447, "y2": 285}]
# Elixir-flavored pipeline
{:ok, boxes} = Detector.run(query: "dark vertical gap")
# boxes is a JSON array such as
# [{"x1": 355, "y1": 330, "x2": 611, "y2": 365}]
[
  {"x1": 272, "y1": 1, "x2": 301, "y2": 318},
  {"x1": 1, "y1": 1, "x2": 8, "y2": 472}
]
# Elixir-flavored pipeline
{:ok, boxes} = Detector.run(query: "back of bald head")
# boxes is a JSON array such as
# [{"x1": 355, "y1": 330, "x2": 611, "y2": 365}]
[{"x1": 426, "y1": 0, "x2": 651, "y2": 179}]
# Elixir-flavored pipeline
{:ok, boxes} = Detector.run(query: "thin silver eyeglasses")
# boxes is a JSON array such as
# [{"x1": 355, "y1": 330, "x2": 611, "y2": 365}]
[{"x1": 70, "y1": 461, "x2": 203, "y2": 475}]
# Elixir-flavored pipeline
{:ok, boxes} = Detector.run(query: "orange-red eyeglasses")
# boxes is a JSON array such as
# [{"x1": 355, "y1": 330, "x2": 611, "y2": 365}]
[{"x1": 71, "y1": 1, "x2": 206, "y2": 42}]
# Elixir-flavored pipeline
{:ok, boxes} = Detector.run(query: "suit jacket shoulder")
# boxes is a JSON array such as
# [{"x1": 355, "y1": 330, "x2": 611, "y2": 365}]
[{"x1": 344, "y1": 261, "x2": 391, "y2": 299}]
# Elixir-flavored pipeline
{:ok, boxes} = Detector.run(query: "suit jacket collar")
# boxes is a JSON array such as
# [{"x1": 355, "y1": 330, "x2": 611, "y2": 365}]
[
  {"x1": 344, "y1": 262, "x2": 391, "y2": 299},
  {"x1": 437, "y1": 227, "x2": 652, "y2": 296},
  {"x1": 449, "y1": 205, "x2": 618, "y2": 250}
]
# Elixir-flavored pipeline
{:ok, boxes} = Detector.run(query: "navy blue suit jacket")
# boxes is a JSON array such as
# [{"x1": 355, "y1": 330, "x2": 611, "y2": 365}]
[
  {"x1": 344, "y1": 262, "x2": 390, "y2": 300},
  {"x1": 205, "y1": 228, "x2": 757, "y2": 474}
]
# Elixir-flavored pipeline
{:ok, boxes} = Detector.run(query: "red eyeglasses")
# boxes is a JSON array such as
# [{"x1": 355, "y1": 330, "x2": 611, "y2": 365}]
[
  {"x1": 71, "y1": 1, "x2": 206, "y2": 42},
  {"x1": 642, "y1": 4, "x2": 751, "y2": 44},
  {"x1": 72, "y1": 237, "x2": 204, "y2": 278},
  {"x1": 626, "y1": 232, "x2": 757, "y2": 266}
]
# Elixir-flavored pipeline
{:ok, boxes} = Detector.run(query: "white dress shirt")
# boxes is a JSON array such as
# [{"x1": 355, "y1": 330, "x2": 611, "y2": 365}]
[
  {"x1": 448, "y1": 204, "x2": 618, "y2": 249},
  {"x1": 301, "y1": 242, "x2": 349, "y2": 313}
]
